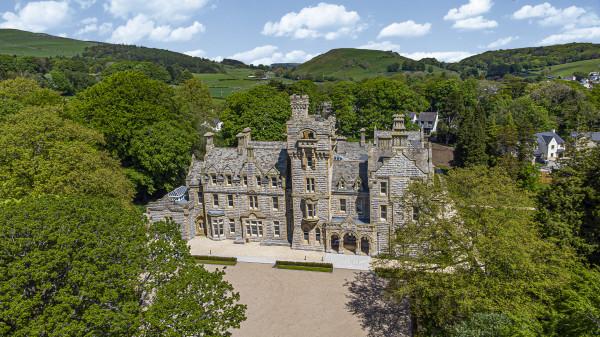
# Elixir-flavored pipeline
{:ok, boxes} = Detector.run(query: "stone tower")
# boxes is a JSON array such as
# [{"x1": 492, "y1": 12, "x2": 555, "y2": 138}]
[{"x1": 286, "y1": 94, "x2": 336, "y2": 251}]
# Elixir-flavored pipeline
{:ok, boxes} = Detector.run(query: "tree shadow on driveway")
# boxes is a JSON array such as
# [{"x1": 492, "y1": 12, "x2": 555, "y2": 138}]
[{"x1": 344, "y1": 271, "x2": 413, "y2": 337}]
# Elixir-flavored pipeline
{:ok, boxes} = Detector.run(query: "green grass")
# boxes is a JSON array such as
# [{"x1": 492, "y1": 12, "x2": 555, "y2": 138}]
[
  {"x1": 274, "y1": 265, "x2": 333, "y2": 273},
  {"x1": 195, "y1": 260, "x2": 237, "y2": 266},
  {"x1": 293, "y1": 48, "x2": 455, "y2": 81},
  {"x1": 526, "y1": 58, "x2": 600, "y2": 78},
  {"x1": 193, "y1": 73, "x2": 237, "y2": 81},
  {"x1": 0, "y1": 29, "x2": 99, "y2": 58}
]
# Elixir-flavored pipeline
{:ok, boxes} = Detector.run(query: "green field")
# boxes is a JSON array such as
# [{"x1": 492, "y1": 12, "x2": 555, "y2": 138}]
[
  {"x1": 546, "y1": 58, "x2": 600, "y2": 77},
  {"x1": 0, "y1": 29, "x2": 99, "y2": 57},
  {"x1": 196, "y1": 65, "x2": 295, "y2": 100}
]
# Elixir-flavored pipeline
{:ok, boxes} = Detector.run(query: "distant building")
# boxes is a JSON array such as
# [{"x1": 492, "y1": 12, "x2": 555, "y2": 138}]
[
  {"x1": 147, "y1": 95, "x2": 434, "y2": 256},
  {"x1": 570, "y1": 131, "x2": 600, "y2": 149},
  {"x1": 405, "y1": 111, "x2": 438, "y2": 135},
  {"x1": 534, "y1": 129, "x2": 565, "y2": 161},
  {"x1": 417, "y1": 112, "x2": 439, "y2": 135}
]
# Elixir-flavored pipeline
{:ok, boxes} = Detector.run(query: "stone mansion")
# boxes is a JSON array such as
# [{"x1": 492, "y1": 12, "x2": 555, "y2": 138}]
[{"x1": 148, "y1": 95, "x2": 434, "y2": 256}]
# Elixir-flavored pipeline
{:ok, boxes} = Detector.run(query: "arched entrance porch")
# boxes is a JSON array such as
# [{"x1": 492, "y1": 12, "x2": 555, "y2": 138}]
[{"x1": 342, "y1": 232, "x2": 357, "y2": 254}]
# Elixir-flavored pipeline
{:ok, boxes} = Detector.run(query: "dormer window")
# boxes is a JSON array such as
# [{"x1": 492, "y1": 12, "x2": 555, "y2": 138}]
[
  {"x1": 354, "y1": 178, "x2": 362, "y2": 191},
  {"x1": 211, "y1": 174, "x2": 217, "y2": 185},
  {"x1": 271, "y1": 177, "x2": 278, "y2": 188},
  {"x1": 226, "y1": 174, "x2": 232, "y2": 186},
  {"x1": 256, "y1": 176, "x2": 262, "y2": 187},
  {"x1": 339, "y1": 179, "x2": 346, "y2": 190}
]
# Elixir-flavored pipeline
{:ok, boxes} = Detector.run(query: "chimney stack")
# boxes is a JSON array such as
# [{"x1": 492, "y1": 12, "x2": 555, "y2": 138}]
[
  {"x1": 204, "y1": 132, "x2": 214, "y2": 155},
  {"x1": 337, "y1": 136, "x2": 347, "y2": 153},
  {"x1": 360, "y1": 128, "x2": 366, "y2": 147}
]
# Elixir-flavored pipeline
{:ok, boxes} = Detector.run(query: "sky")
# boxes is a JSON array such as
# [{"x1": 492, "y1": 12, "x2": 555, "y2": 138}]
[{"x1": 1, "y1": 0, "x2": 600, "y2": 65}]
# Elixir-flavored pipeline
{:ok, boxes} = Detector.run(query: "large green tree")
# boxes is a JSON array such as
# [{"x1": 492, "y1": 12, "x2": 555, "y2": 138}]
[
  {"x1": 219, "y1": 85, "x2": 291, "y2": 145},
  {"x1": 382, "y1": 166, "x2": 576, "y2": 335},
  {"x1": 452, "y1": 106, "x2": 488, "y2": 167},
  {"x1": 0, "y1": 194, "x2": 246, "y2": 336},
  {"x1": 536, "y1": 146, "x2": 600, "y2": 265},
  {"x1": 68, "y1": 70, "x2": 198, "y2": 199},
  {"x1": 0, "y1": 107, "x2": 133, "y2": 202}
]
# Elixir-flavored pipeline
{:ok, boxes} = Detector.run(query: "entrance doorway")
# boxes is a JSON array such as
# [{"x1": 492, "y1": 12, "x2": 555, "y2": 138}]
[
  {"x1": 196, "y1": 218, "x2": 207, "y2": 236},
  {"x1": 330, "y1": 234, "x2": 340, "y2": 252},
  {"x1": 343, "y1": 233, "x2": 357, "y2": 253},
  {"x1": 361, "y1": 237, "x2": 370, "y2": 255}
]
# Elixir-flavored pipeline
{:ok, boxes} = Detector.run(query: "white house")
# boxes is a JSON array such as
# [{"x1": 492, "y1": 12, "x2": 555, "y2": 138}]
[
  {"x1": 534, "y1": 129, "x2": 565, "y2": 161},
  {"x1": 417, "y1": 112, "x2": 439, "y2": 135}
]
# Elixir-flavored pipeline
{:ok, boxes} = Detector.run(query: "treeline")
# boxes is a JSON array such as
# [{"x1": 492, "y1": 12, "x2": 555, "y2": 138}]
[
  {"x1": 459, "y1": 42, "x2": 600, "y2": 76},
  {"x1": 0, "y1": 54, "x2": 197, "y2": 95},
  {"x1": 83, "y1": 44, "x2": 224, "y2": 73}
]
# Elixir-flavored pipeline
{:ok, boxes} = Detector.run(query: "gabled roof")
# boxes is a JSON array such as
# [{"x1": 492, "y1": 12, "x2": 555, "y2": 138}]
[
  {"x1": 535, "y1": 131, "x2": 564, "y2": 145},
  {"x1": 418, "y1": 112, "x2": 438, "y2": 122},
  {"x1": 571, "y1": 131, "x2": 600, "y2": 142},
  {"x1": 374, "y1": 153, "x2": 426, "y2": 178}
]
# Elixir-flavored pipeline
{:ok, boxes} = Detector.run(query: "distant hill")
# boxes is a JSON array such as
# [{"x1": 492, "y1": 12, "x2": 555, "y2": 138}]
[
  {"x1": 0, "y1": 29, "x2": 99, "y2": 58},
  {"x1": 293, "y1": 48, "x2": 412, "y2": 80},
  {"x1": 83, "y1": 44, "x2": 224, "y2": 74},
  {"x1": 0, "y1": 29, "x2": 224, "y2": 74},
  {"x1": 458, "y1": 43, "x2": 600, "y2": 76}
]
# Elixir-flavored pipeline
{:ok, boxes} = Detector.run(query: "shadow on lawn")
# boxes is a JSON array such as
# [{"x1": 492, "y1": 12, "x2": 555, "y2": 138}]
[{"x1": 344, "y1": 272, "x2": 412, "y2": 337}]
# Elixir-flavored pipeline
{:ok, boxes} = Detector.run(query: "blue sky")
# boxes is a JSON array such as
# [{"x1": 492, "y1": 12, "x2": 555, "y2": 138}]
[{"x1": 1, "y1": 0, "x2": 600, "y2": 64}]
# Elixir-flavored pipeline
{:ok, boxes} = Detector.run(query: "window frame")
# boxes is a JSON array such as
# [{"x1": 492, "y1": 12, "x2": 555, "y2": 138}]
[
  {"x1": 380, "y1": 204, "x2": 388, "y2": 221},
  {"x1": 340, "y1": 198, "x2": 347, "y2": 213},
  {"x1": 212, "y1": 194, "x2": 219, "y2": 208},
  {"x1": 305, "y1": 177, "x2": 315, "y2": 193},
  {"x1": 249, "y1": 195, "x2": 259, "y2": 210},
  {"x1": 380, "y1": 181, "x2": 388, "y2": 196},
  {"x1": 272, "y1": 196, "x2": 279, "y2": 211},
  {"x1": 227, "y1": 194, "x2": 234, "y2": 208}
]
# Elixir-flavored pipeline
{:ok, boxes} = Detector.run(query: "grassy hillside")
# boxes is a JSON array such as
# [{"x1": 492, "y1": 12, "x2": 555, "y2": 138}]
[
  {"x1": 196, "y1": 65, "x2": 294, "y2": 103},
  {"x1": 0, "y1": 29, "x2": 99, "y2": 57},
  {"x1": 545, "y1": 58, "x2": 600, "y2": 77},
  {"x1": 293, "y1": 48, "x2": 449, "y2": 80}
]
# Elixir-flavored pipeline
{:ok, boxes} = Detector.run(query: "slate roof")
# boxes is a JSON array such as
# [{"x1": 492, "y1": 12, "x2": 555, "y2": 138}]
[
  {"x1": 202, "y1": 143, "x2": 288, "y2": 177},
  {"x1": 374, "y1": 153, "x2": 426, "y2": 178},
  {"x1": 535, "y1": 131, "x2": 565, "y2": 145},
  {"x1": 571, "y1": 131, "x2": 600, "y2": 142},
  {"x1": 332, "y1": 160, "x2": 369, "y2": 192},
  {"x1": 418, "y1": 112, "x2": 438, "y2": 122}
]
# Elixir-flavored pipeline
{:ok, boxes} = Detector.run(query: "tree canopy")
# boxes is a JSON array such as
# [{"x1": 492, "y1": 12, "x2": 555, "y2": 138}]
[
  {"x1": 219, "y1": 85, "x2": 291, "y2": 146},
  {"x1": 0, "y1": 194, "x2": 246, "y2": 336},
  {"x1": 67, "y1": 70, "x2": 199, "y2": 199},
  {"x1": 380, "y1": 166, "x2": 596, "y2": 335},
  {"x1": 0, "y1": 106, "x2": 133, "y2": 202}
]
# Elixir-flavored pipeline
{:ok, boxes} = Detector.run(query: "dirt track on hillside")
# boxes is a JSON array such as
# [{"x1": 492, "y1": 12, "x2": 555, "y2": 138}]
[{"x1": 205, "y1": 262, "x2": 412, "y2": 337}]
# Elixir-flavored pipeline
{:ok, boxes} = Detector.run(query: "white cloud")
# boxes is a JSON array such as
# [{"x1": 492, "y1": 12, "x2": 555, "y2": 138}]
[
  {"x1": 104, "y1": 0, "x2": 211, "y2": 23},
  {"x1": 513, "y1": 3, "x2": 600, "y2": 29},
  {"x1": 377, "y1": 21, "x2": 431, "y2": 38},
  {"x1": 539, "y1": 27, "x2": 600, "y2": 45},
  {"x1": 184, "y1": 49, "x2": 206, "y2": 57},
  {"x1": 357, "y1": 41, "x2": 400, "y2": 52},
  {"x1": 98, "y1": 22, "x2": 113, "y2": 35},
  {"x1": 444, "y1": 0, "x2": 493, "y2": 21},
  {"x1": 512, "y1": 3, "x2": 558, "y2": 19},
  {"x1": 80, "y1": 17, "x2": 98, "y2": 25},
  {"x1": 400, "y1": 51, "x2": 474, "y2": 63},
  {"x1": 150, "y1": 21, "x2": 205, "y2": 41},
  {"x1": 487, "y1": 36, "x2": 518, "y2": 48},
  {"x1": 74, "y1": 0, "x2": 97, "y2": 9},
  {"x1": 0, "y1": 1, "x2": 71, "y2": 32},
  {"x1": 76, "y1": 24, "x2": 97, "y2": 36},
  {"x1": 453, "y1": 16, "x2": 497, "y2": 29},
  {"x1": 108, "y1": 14, "x2": 204, "y2": 43},
  {"x1": 262, "y1": 3, "x2": 364, "y2": 40},
  {"x1": 108, "y1": 14, "x2": 154, "y2": 43},
  {"x1": 228, "y1": 45, "x2": 315, "y2": 65}
]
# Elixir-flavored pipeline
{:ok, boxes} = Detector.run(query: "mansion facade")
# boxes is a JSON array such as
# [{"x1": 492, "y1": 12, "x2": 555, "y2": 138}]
[{"x1": 147, "y1": 95, "x2": 433, "y2": 256}]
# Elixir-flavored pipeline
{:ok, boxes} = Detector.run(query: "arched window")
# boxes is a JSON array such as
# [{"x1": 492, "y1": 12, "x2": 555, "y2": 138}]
[
  {"x1": 339, "y1": 178, "x2": 346, "y2": 190},
  {"x1": 354, "y1": 178, "x2": 362, "y2": 191},
  {"x1": 302, "y1": 130, "x2": 315, "y2": 139}
]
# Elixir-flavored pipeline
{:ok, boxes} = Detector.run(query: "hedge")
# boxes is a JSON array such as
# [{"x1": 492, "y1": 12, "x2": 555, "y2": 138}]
[
  {"x1": 191, "y1": 255, "x2": 237, "y2": 262},
  {"x1": 274, "y1": 260, "x2": 333, "y2": 269}
]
